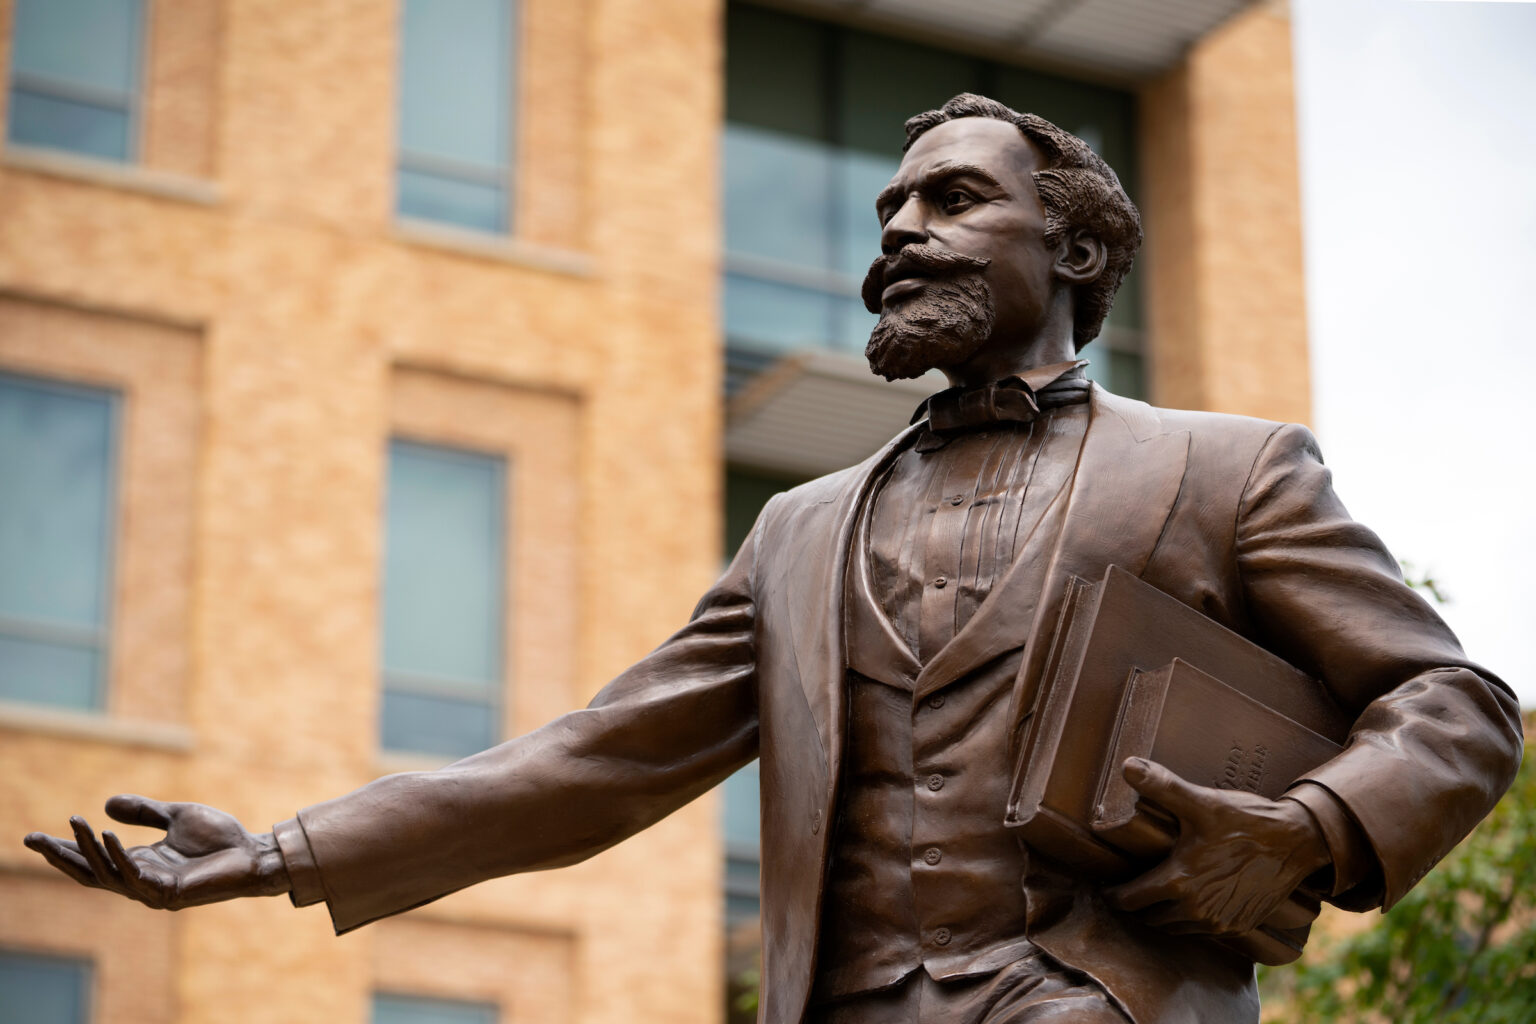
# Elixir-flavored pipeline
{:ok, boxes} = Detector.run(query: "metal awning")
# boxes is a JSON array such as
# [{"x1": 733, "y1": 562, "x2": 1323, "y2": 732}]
[
  {"x1": 750, "y1": 0, "x2": 1260, "y2": 82},
  {"x1": 725, "y1": 350, "x2": 946, "y2": 477}
]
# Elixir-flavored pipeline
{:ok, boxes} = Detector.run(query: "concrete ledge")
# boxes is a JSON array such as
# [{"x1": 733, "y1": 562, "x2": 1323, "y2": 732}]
[
  {"x1": 393, "y1": 218, "x2": 595, "y2": 277},
  {"x1": 2, "y1": 145, "x2": 221, "y2": 206},
  {"x1": 0, "y1": 700, "x2": 193, "y2": 752}
]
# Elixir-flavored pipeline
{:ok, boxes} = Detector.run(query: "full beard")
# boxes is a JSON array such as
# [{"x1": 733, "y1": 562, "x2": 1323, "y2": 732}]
[{"x1": 864, "y1": 274, "x2": 997, "y2": 382}]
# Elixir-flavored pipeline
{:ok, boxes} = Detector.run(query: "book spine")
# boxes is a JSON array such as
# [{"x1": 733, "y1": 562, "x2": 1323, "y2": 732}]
[
  {"x1": 1093, "y1": 664, "x2": 1174, "y2": 831},
  {"x1": 1006, "y1": 575, "x2": 1099, "y2": 825}
]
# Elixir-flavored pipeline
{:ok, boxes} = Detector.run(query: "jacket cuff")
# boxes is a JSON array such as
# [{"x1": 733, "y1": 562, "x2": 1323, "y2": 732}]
[
  {"x1": 1283, "y1": 781, "x2": 1376, "y2": 898},
  {"x1": 273, "y1": 816, "x2": 326, "y2": 908}
]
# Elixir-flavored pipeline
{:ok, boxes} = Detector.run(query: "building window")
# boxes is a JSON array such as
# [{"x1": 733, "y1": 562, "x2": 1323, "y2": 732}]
[
  {"x1": 0, "y1": 950, "x2": 92, "y2": 1024},
  {"x1": 374, "y1": 993, "x2": 498, "y2": 1024},
  {"x1": 396, "y1": 0, "x2": 516, "y2": 234},
  {"x1": 381, "y1": 439, "x2": 506, "y2": 758},
  {"x1": 6, "y1": 0, "x2": 144, "y2": 162},
  {"x1": 722, "y1": 3, "x2": 1144, "y2": 397},
  {"x1": 0, "y1": 372, "x2": 119, "y2": 710}
]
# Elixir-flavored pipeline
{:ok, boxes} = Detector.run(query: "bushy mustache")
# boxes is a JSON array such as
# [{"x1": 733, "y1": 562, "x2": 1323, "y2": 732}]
[{"x1": 861, "y1": 244, "x2": 993, "y2": 315}]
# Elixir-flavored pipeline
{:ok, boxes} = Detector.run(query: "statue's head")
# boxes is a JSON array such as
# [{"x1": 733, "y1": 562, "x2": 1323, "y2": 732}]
[{"x1": 862, "y1": 93, "x2": 1142, "y2": 382}]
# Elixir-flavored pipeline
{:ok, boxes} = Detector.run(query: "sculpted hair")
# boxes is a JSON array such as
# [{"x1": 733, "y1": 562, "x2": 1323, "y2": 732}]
[{"x1": 904, "y1": 94, "x2": 1143, "y2": 351}]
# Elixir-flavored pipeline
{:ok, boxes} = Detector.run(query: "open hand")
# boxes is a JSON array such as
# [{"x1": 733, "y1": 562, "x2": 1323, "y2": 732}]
[
  {"x1": 1105, "y1": 758, "x2": 1329, "y2": 936},
  {"x1": 24, "y1": 795, "x2": 290, "y2": 909}
]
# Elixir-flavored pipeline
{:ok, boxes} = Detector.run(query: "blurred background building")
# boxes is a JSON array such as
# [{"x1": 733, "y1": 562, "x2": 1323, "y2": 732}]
[{"x1": 0, "y1": 1, "x2": 1308, "y2": 1022}]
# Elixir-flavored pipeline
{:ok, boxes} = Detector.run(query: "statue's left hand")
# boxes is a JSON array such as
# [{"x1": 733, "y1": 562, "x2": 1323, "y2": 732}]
[{"x1": 1104, "y1": 757, "x2": 1330, "y2": 936}]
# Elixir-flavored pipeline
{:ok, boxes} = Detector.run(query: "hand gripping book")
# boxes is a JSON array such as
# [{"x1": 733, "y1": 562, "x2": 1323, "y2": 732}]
[{"x1": 1002, "y1": 565, "x2": 1351, "y2": 965}]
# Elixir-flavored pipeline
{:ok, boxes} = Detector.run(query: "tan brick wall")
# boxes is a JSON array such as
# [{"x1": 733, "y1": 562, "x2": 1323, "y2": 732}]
[
  {"x1": 1140, "y1": 0, "x2": 1312, "y2": 425},
  {"x1": 0, "y1": 1, "x2": 725, "y2": 1023}
]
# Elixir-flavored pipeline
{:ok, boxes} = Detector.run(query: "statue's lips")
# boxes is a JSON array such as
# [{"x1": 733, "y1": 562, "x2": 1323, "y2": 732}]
[{"x1": 881, "y1": 275, "x2": 930, "y2": 305}]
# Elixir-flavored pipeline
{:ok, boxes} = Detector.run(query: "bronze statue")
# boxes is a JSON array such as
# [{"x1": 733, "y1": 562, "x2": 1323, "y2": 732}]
[{"x1": 25, "y1": 95, "x2": 1523, "y2": 1024}]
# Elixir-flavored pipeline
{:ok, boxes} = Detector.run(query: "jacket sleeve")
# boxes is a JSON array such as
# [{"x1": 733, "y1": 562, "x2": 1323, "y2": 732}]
[
  {"x1": 1234, "y1": 422, "x2": 1522, "y2": 910},
  {"x1": 275, "y1": 517, "x2": 764, "y2": 934}
]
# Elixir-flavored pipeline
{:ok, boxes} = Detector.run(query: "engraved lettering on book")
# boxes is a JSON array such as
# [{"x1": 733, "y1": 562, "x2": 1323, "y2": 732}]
[{"x1": 1092, "y1": 659, "x2": 1344, "y2": 862}]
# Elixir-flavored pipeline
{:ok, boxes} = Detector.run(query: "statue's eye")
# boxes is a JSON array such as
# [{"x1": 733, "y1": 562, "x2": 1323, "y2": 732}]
[{"x1": 942, "y1": 189, "x2": 973, "y2": 212}]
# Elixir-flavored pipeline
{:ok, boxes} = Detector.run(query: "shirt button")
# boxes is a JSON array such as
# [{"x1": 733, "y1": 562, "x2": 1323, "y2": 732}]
[
  {"x1": 923, "y1": 847, "x2": 942, "y2": 866},
  {"x1": 933, "y1": 927, "x2": 952, "y2": 946},
  {"x1": 949, "y1": 494, "x2": 965, "y2": 506},
  {"x1": 928, "y1": 694, "x2": 945, "y2": 709},
  {"x1": 932, "y1": 575, "x2": 947, "y2": 589},
  {"x1": 926, "y1": 773, "x2": 945, "y2": 792}
]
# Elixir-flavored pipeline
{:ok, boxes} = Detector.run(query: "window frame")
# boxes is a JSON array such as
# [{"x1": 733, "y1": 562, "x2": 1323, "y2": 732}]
[
  {"x1": 5, "y1": 0, "x2": 147, "y2": 164},
  {"x1": 393, "y1": 0, "x2": 520, "y2": 237},
  {"x1": 0, "y1": 369, "x2": 122, "y2": 712},
  {"x1": 379, "y1": 435, "x2": 509, "y2": 759}
]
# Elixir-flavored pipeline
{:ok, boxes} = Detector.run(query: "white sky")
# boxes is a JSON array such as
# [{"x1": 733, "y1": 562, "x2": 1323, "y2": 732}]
[{"x1": 1291, "y1": 0, "x2": 1536, "y2": 704}]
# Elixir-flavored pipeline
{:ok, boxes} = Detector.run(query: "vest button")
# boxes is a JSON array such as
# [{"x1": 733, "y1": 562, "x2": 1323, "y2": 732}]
[
  {"x1": 811, "y1": 809, "x2": 822, "y2": 834},
  {"x1": 949, "y1": 494, "x2": 965, "y2": 506},
  {"x1": 923, "y1": 847, "x2": 942, "y2": 866},
  {"x1": 932, "y1": 575, "x2": 947, "y2": 589},
  {"x1": 928, "y1": 694, "x2": 945, "y2": 709},
  {"x1": 933, "y1": 927, "x2": 952, "y2": 946},
  {"x1": 926, "y1": 773, "x2": 945, "y2": 792}
]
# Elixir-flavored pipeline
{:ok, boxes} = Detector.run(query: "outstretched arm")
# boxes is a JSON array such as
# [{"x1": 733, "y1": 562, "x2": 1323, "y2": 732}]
[{"x1": 25, "y1": 795, "x2": 291, "y2": 908}]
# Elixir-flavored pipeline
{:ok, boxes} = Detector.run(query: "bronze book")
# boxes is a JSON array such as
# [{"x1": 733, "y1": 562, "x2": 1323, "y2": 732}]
[
  {"x1": 1003, "y1": 565, "x2": 1352, "y2": 964},
  {"x1": 1093, "y1": 659, "x2": 1344, "y2": 859}
]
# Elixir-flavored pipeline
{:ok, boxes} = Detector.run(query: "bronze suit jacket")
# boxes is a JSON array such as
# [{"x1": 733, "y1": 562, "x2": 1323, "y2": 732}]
[{"x1": 279, "y1": 387, "x2": 1523, "y2": 1024}]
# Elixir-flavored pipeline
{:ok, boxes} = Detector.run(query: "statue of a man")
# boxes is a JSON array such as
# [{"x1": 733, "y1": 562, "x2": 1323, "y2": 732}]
[{"x1": 26, "y1": 94, "x2": 1522, "y2": 1024}]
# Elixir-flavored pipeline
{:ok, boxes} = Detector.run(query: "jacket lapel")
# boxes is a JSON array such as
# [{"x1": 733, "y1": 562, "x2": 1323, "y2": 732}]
[
  {"x1": 766, "y1": 424, "x2": 923, "y2": 780},
  {"x1": 1006, "y1": 387, "x2": 1191, "y2": 733}
]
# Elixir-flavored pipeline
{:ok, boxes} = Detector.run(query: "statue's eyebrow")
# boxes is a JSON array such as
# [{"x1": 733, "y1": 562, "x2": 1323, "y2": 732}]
[{"x1": 875, "y1": 161, "x2": 1009, "y2": 217}]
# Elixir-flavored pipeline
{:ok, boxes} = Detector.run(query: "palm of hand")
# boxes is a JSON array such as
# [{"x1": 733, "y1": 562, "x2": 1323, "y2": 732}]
[{"x1": 115, "y1": 805, "x2": 261, "y2": 907}]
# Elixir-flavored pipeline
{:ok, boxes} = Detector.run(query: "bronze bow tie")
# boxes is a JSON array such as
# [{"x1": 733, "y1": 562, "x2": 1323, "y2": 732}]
[{"x1": 918, "y1": 374, "x2": 1092, "y2": 435}]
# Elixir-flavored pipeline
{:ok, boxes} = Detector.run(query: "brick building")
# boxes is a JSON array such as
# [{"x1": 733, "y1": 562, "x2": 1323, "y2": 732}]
[{"x1": 0, "y1": 1, "x2": 1308, "y2": 1023}]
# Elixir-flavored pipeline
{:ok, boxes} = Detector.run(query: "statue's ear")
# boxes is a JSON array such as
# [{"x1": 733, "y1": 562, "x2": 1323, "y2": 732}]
[{"x1": 1054, "y1": 229, "x2": 1107, "y2": 286}]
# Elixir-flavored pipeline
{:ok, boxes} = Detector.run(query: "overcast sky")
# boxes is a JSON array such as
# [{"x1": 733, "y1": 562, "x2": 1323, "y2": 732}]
[{"x1": 1290, "y1": 0, "x2": 1536, "y2": 704}]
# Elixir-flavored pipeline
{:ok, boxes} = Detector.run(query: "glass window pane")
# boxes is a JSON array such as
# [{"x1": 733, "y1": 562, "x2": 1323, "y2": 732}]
[
  {"x1": 0, "y1": 375, "x2": 116, "y2": 631},
  {"x1": 383, "y1": 441, "x2": 505, "y2": 687},
  {"x1": 833, "y1": 149, "x2": 897, "y2": 282},
  {"x1": 838, "y1": 31, "x2": 981, "y2": 155},
  {"x1": 724, "y1": 5, "x2": 830, "y2": 140},
  {"x1": 723, "y1": 124, "x2": 835, "y2": 271},
  {"x1": 723, "y1": 274, "x2": 837, "y2": 355},
  {"x1": 833, "y1": 295, "x2": 878, "y2": 353},
  {"x1": 399, "y1": 0, "x2": 511, "y2": 171},
  {"x1": 721, "y1": 761, "x2": 760, "y2": 850},
  {"x1": 6, "y1": 89, "x2": 130, "y2": 161},
  {"x1": 11, "y1": 0, "x2": 140, "y2": 95},
  {"x1": 373, "y1": 993, "x2": 498, "y2": 1024},
  {"x1": 0, "y1": 950, "x2": 92, "y2": 1024},
  {"x1": 380, "y1": 690, "x2": 498, "y2": 760},
  {"x1": 0, "y1": 634, "x2": 101, "y2": 708},
  {"x1": 397, "y1": 169, "x2": 507, "y2": 234}
]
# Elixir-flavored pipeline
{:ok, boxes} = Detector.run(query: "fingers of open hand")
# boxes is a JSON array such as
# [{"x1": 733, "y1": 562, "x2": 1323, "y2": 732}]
[
  {"x1": 69, "y1": 816, "x2": 124, "y2": 889},
  {"x1": 102, "y1": 830, "x2": 173, "y2": 909},
  {"x1": 105, "y1": 794, "x2": 175, "y2": 831},
  {"x1": 23, "y1": 833, "x2": 99, "y2": 889}
]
